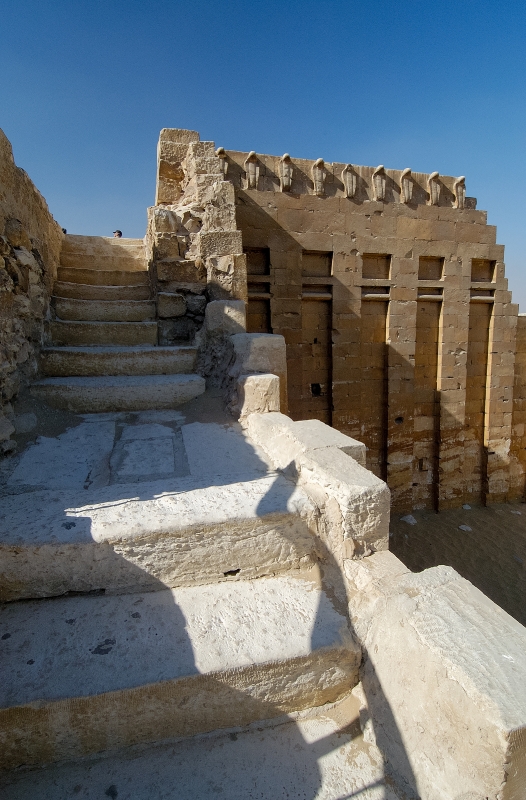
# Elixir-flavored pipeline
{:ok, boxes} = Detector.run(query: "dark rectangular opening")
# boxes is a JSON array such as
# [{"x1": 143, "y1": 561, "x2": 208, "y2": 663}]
[
  {"x1": 418, "y1": 256, "x2": 444, "y2": 281},
  {"x1": 362, "y1": 253, "x2": 391, "y2": 280},
  {"x1": 245, "y1": 248, "x2": 272, "y2": 334},
  {"x1": 247, "y1": 299, "x2": 271, "y2": 334},
  {"x1": 245, "y1": 247, "x2": 270, "y2": 275},
  {"x1": 471, "y1": 259, "x2": 495, "y2": 282},
  {"x1": 302, "y1": 251, "x2": 332, "y2": 277}
]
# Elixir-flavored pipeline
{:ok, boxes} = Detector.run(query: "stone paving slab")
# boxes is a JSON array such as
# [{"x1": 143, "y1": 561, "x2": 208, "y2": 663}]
[
  {"x1": 4, "y1": 420, "x2": 115, "y2": 491},
  {"x1": 182, "y1": 420, "x2": 273, "y2": 477},
  {"x1": 0, "y1": 416, "x2": 275, "y2": 496}
]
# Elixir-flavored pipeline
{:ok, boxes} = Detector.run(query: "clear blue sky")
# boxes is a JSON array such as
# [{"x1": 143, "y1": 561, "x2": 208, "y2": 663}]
[{"x1": 2, "y1": 0, "x2": 525, "y2": 307}]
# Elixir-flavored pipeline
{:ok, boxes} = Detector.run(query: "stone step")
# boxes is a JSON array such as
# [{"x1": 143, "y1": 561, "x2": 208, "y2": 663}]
[
  {"x1": 1, "y1": 695, "x2": 400, "y2": 800},
  {"x1": 0, "y1": 575, "x2": 360, "y2": 770},
  {"x1": 53, "y1": 281, "x2": 151, "y2": 301},
  {"x1": 0, "y1": 470, "x2": 317, "y2": 600},
  {"x1": 61, "y1": 236, "x2": 147, "y2": 272},
  {"x1": 57, "y1": 268, "x2": 149, "y2": 286},
  {"x1": 62, "y1": 234, "x2": 145, "y2": 249},
  {"x1": 40, "y1": 345, "x2": 197, "y2": 377},
  {"x1": 50, "y1": 319, "x2": 158, "y2": 346},
  {"x1": 61, "y1": 256, "x2": 148, "y2": 272},
  {"x1": 30, "y1": 373, "x2": 205, "y2": 412},
  {"x1": 53, "y1": 297, "x2": 156, "y2": 322}
]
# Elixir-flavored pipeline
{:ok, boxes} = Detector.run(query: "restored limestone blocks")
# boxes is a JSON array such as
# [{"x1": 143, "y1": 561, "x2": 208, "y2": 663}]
[
  {"x1": 247, "y1": 411, "x2": 389, "y2": 560},
  {"x1": 230, "y1": 332, "x2": 288, "y2": 413},
  {"x1": 509, "y1": 315, "x2": 526, "y2": 500},
  {"x1": 235, "y1": 373, "x2": 280, "y2": 419},
  {"x1": 0, "y1": 575, "x2": 360, "y2": 769},
  {"x1": 346, "y1": 551, "x2": 526, "y2": 800}
]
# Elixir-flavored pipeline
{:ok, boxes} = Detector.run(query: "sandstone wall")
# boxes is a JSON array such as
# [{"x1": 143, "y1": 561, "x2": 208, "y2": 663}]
[
  {"x1": 224, "y1": 148, "x2": 518, "y2": 512},
  {"x1": 0, "y1": 129, "x2": 63, "y2": 454}
]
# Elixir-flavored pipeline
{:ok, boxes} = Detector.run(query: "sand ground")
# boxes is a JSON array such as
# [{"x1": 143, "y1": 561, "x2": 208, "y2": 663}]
[{"x1": 390, "y1": 503, "x2": 526, "y2": 627}]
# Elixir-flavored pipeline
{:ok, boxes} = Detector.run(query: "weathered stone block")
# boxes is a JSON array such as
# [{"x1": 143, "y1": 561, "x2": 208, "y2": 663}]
[
  {"x1": 158, "y1": 141, "x2": 188, "y2": 162},
  {"x1": 5, "y1": 218, "x2": 31, "y2": 250},
  {"x1": 154, "y1": 235, "x2": 187, "y2": 261},
  {"x1": 157, "y1": 259, "x2": 205, "y2": 284},
  {"x1": 157, "y1": 292, "x2": 186, "y2": 318},
  {"x1": 346, "y1": 552, "x2": 526, "y2": 800},
  {"x1": 246, "y1": 412, "x2": 366, "y2": 468},
  {"x1": 247, "y1": 413, "x2": 388, "y2": 556},
  {"x1": 186, "y1": 294, "x2": 207, "y2": 315},
  {"x1": 199, "y1": 231, "x2": 243, "y2": 259},
  {"x1": 159, "y1": 128, "x2": 199, "y2": 144},
  {"x1": 230, "y1": 333, "x2": 288, "y2": 412},
  {"x1": 237, "y1": 373, "x2": 280, "y2": 419},
  {"x1": 152, "y1": 208, "x2": 179, "y2": 234}
]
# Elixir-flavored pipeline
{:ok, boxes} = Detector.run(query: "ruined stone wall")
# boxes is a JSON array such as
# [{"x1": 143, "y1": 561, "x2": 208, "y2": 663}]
[
  {"x1": 224, "y1": 148, "x2": 517, "y2": 512},
  {"x1": 146, "y1": 129, "x2": 246, "y2": 350},
  {"x1": 0, "y1": 129, "x2": 63, "y2": 454}
]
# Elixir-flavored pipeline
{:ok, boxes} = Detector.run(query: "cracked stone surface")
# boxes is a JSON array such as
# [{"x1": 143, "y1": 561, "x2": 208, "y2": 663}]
[{"x1": 0, "y1": 696, "x2": 403, "y2": 800}]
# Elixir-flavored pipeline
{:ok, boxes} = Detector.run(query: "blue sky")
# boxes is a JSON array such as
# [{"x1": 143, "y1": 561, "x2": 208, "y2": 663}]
[{"x1": 2, "y1": 0, "x2": 526, "y2": 306}]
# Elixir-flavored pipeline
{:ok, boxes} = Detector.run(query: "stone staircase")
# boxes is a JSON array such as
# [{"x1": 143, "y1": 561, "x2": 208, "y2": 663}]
[
  {"x1": 30, "y1": 235, "x2": 205, "y2": 412},
  {"x1": 0, "y1": 414, "x2": 383, "y2": 798}
]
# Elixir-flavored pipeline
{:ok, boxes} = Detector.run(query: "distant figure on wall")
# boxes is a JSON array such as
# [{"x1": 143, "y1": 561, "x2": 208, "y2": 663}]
[{"x1": 113, "y1": 230, "x2": 122, "y2": 238}]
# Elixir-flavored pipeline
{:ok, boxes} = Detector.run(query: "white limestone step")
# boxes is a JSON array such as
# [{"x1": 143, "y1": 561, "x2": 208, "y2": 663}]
[
  {"x1": 40, "y1": 345, "x2": 197, "y2": 377},
  {"x1": 57, "y1": 267, "x2": 150, "y2": 286},
  {"x1": 53, "y1": 297, "x2": 156, "y2": 322},
  {"x1": 1, "y1": 697, "x2": 403, "y2": 800},
  {"x1": 30, "y1": 373, "x2": 205, "y2": 412},
  {"x1": 0, "y1": 575, "x2": 361, "y2": 770},
  {"x1": 50, "y1": 319, "x2": 158, "y2": 346},
  {"x1": 0, "y1": 471, "x2": 317, "y2": 600},
  {"x1": 53, "y1": 281, "x2": 151, "y2": 301}
]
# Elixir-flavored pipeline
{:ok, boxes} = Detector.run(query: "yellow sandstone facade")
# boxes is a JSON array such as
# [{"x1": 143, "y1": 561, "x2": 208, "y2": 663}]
[{"x1": 218, "y1": 147, "x2": 522, "y2": 512}]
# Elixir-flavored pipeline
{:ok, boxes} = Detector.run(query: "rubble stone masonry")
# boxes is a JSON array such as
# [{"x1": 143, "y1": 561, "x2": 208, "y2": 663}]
[{"x1": 0, "y1": 129, "x2": 63, "y2": 454}]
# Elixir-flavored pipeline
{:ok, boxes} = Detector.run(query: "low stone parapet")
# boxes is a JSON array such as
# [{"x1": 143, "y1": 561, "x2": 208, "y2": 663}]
[
  {"x1": 346, "y1": 551, "x2": 526, "y2": 800},
  {"x1": 247, "y1": 411, "x2": 390, "y2": 559}
]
